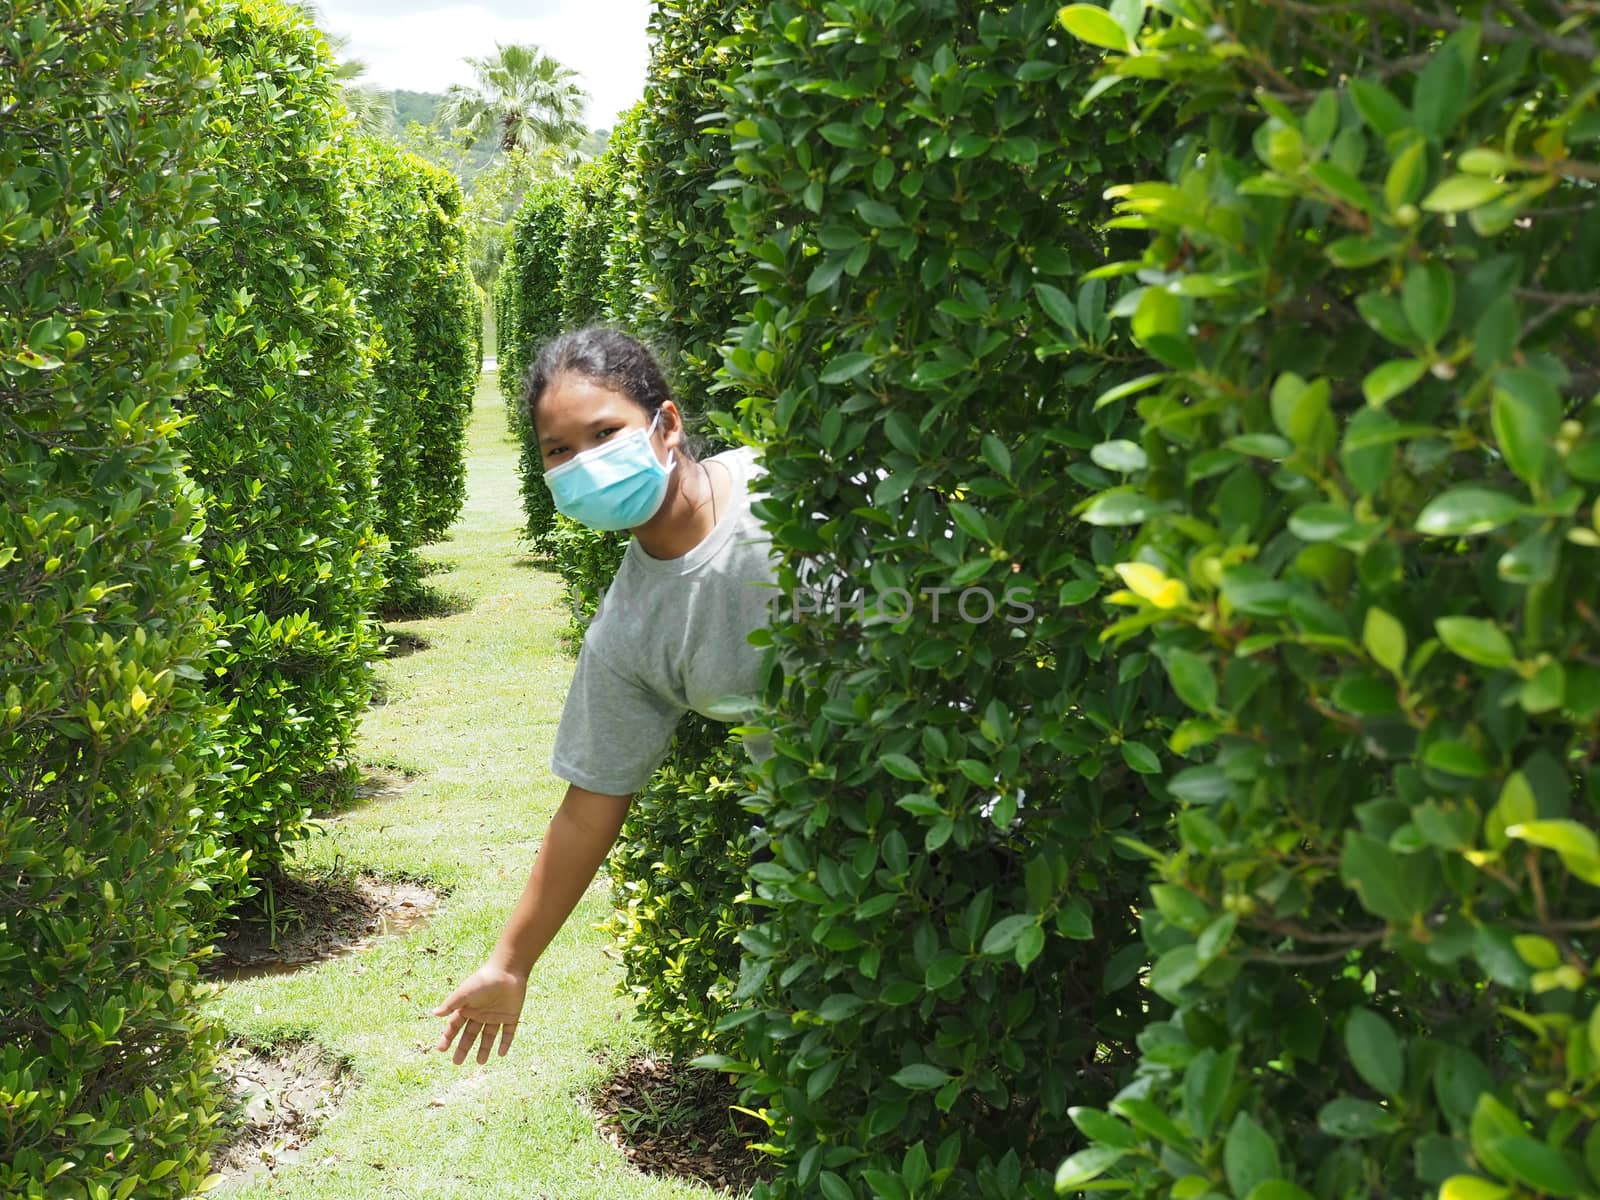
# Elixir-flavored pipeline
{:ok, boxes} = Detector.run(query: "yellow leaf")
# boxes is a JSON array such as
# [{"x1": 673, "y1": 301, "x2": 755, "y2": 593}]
[
  {"x1": 1114, "y1": 562, "x2": 1190, "y2": 608},
  {"x1": 130, "y1": 686, "x2": 150, "y2": 715}
]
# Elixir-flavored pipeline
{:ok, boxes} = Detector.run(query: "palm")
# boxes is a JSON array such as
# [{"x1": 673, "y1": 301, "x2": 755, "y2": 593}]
[
  {"x1": 434, "y1": 965, "x2": 528, "y2": 1064},
  {"x1": 437, "y1": 43, "x2": 589, "y2": 157}
]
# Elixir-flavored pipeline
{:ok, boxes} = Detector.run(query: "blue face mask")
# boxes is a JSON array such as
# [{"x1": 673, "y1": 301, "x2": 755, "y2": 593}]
[{"x1": 543, "y1": 409, "x2": 676, "y2": 532}]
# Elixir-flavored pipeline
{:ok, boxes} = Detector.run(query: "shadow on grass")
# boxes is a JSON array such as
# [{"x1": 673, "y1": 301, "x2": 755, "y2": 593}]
[{"x1": 379, "y1": 581, "x2": 473, "y2": 622}]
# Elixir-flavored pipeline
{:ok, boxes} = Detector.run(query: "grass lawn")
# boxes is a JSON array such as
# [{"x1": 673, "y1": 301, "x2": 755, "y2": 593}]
[{"x1": 207, "y1": 371, "x2": 730, "y2": 1200}]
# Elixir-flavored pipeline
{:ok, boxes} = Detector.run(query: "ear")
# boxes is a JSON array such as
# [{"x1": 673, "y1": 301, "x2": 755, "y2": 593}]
[{"x1": 657, "y1": 400, "x2": 684, "y2": 452}]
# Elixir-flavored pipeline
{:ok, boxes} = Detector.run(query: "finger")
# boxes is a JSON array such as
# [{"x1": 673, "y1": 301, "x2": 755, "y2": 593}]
[
  {"x1": 432, "y1": 988, "x2": 466, "y2": 1017},
  {"x1": 436, "y1": 1011, "x2": 466, "y2": 1052},
  {"x1": 452, "y1": 1020, "x2": 483, "y2": 1066},
  {"x1": 474, "y1": 1022, "x2": 497, "y2": 1066},
  {"x1": 496, "y1": 1022, "x2": 517, "y2": 1058}
]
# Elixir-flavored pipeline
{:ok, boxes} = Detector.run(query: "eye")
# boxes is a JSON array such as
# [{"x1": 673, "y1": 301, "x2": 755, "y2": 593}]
[{"x1": 595, "y1": 426, "x2": 622, "y2": 441}]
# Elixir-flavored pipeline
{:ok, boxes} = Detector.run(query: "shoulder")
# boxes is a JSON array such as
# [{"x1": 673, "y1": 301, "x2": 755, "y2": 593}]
[{"x1": 710, "y1": 444, "x2": 766, "y2": 493}]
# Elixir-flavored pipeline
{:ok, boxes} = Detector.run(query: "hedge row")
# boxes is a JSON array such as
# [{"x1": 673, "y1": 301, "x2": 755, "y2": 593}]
[
  {"x1": 2, "y1": 0, "x2": 479, "y2": 1192},
  {"x1": 1, "y1": 2, "x2": 228, "y2": 1195},
  {"x1": 184, "y1": 0, "x2": 478, "y2": 899},
  {"x1": 1049, "y1": 5, "x2": 1600, "y2": 1199},
  {"x1": 713, "y1": 4, "x2": 1179, "y2": 1195},
  {"x1": 508, "y1": 2, "x2": 1600, "y2": 1199}
]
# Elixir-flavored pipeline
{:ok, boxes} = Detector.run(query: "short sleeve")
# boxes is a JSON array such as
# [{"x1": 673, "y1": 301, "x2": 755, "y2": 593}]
[{"x1": 550, "y1": 638, "x2": 684, "y2": 795}]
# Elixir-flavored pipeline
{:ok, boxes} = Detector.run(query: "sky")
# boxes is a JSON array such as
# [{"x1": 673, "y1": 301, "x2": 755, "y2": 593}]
[{"x1": 313, "y1": 0, "x2": 653, "y2": 129}]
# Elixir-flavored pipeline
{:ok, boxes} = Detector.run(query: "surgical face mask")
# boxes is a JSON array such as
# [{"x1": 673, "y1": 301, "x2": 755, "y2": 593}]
[{"x1": 542, "y1": 409, "x2": 676, "y2": 532}]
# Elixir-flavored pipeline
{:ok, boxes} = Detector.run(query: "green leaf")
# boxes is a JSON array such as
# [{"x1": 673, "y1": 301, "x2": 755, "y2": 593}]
[
  {"x1": 1362, "y1": 607, "x2": 1406, "y2": 676},
  {"x1": 1224, "y1": 1113, "x2": 1281, "y2": 1199},
  {"x1": 891, "y1": 1063, "x2": 952, "y2": 1091},
  {"x1": 1317, "y1": 1097, "x2": 1401, "y2": 1138},
  {"x1": 1164, "y1": 648, "x2": 1218, "y2": 714},
  {"x1": 1422, "y1": 175, "x2": 1509, "y2": 213},
  {"x1": 1056, "y1": 1145, "x2": 1126, "y2": 1188},
  {"x1": 1486, "y1": 1136, "x2": 1590, "y2": 1197},
  {"x1": 1362, "y1": 359, "x2": 1427, "y2": 408},
  {"x1": 856, "y1": 199, "x2": 904, "y2": 228},
  {"x1": 880, "y1": 753, "x2": 924, "y2": 781},
  {"x1": 818, "y1": 1172, "x2": 855, "y2": 1200},
  {"x1": 1423, "y1": 739, "x2": 1489, "y2": 777},
  {"x1": 1435, "y1": 616, "x2": 1516, "y2": 668},
  {"x1": 1288, "y1": 503, "x2": 1354, "y2": 542},
  {"x1": 1415, "y1": 487, "x2": 1526, "y2": 536},
  {"x1": 1401, "y1": 262, "x2": 1453, "y2": 345},
  {"x1": 1506, "y1": 819, "x2": 1600, "y2": 886},
  {"x1": 1121, "y1": 741, "x2": 1161, "y2": 774},
  {"x1": 1247, "y1": 1184, "x2": 1316, "y2": 1200},
  {"x1": 1350, "y1": 78, "x2": 1410, "y2": 136},
  {"x1": 1057, "y1": 4, "x2": 1131, "y2": 51},
  {"x1": 1340, "y1": 833, "x2": 1422, "y2": 922},
  {"x1": 1035, "y1": 283, "x2": 1079, "y2": 332},
  {"x1": 1070, "y1": 1106, "x2": 1140, "y2": 1150},
  {"x1": 1091, "y1": 439, "x2": 1148, "y2": 473},
  {"x1": 1344, "y1": 1009, "x2": 1404, "y2": 1097},
  {"x1": 1081, "y1": 490, "x2": 1160, "y2": 526},
  {"x1": 981, "y1": 913, "x2": 1037, "y2": 956},
  {"x1": 1492, "y1": 367, "x2": 1562, "y2": 484},
  {"x1": 820, "y1": 352, "x2": 874, "y2": 384}
]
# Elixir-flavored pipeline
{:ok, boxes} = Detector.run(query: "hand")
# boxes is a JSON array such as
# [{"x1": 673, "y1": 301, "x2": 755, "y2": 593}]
[{"x1": 433, "y1": 963, "x2": 528, "y2": 1065}]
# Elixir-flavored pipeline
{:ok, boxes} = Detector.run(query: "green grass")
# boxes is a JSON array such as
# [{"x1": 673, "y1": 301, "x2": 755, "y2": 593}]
[{"x1": 208, "y1": 371, "x2": 729, "y2": 1200}]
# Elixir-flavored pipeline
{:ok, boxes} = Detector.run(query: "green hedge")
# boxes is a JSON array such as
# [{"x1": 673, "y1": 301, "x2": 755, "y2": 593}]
[
  {"x1": 498, "y1": 178, "x2": 574, "y2": 546},
  {"x1": 714, "y1": 4, "x2": 1179, "y2": 1195},
  {"x1": 0, "y1": 1, "x2": 228, "y2": 1194},
  {"x1": 352, "y1": 142, "x2": 477, "y2": 576},
  {"x1": 1050, "y1": 5, "x2": 1600, "y2": 1199},
  {"x1": 351, "y1": 139, "x2": 433, "y2": 605},
  {"x1": 411, "y1": 162, "x2": 478, "y2": 544},
  {"x1": 186, "y1": 0, "x2": 386, "y2": 891},
  {"x1": 630, "y1": 0, "x2": 755, "y2": 411}
]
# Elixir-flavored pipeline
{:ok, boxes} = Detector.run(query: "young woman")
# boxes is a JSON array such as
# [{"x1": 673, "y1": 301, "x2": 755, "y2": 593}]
[{"x1": 433, "y1": 326, "x2": 778, "y2": 1067}]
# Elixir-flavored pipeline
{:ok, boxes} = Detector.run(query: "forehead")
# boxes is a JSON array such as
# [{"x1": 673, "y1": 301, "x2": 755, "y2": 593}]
[{"x1": 536, "y1": 373, "x2": 642, "y2": 446}]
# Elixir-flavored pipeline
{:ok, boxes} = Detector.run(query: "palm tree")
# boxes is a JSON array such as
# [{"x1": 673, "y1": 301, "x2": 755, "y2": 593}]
[
  {"x1": 296, "y1": 5, "x2": 396, "y2": 136},
  {"x1": 437, "y1": 43, "x2": 589, "y2": 157}
]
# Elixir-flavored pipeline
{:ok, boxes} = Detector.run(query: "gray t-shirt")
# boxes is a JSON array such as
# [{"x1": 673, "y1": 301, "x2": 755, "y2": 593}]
[{"x1": 548, "y1": 444, "x2": 779, "y2": 795}]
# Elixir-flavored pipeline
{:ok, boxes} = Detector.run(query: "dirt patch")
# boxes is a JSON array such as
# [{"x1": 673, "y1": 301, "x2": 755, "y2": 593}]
[
  {"x1": 586, "y1": 1053, "x2": 772, "y2": 1195},
  {"x1": 212, "y1": 1040, "x2": 351, "y2": 1184},
  {"x1": 207, "y1": 873, "x2": 439, "y2": 981}
]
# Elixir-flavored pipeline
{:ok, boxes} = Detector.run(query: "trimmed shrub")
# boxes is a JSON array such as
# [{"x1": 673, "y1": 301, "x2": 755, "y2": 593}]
[
  {"x1": 0, "y1": 1, "x2": 229, "y2": 1194},
  {"x1": 186, "y1": 0, "x2": 385, "y2": 886},
  {"x1": 714, "y1": 3, "x2": 1179, "y2": 1196},
  {"x1": 605, "y1": 719, "x2": 757, "y2": 1059},
  {"x1": 1051, "y1": 5, "x2": 1600, "y2": 1199},
  {"x1": 499, "y1": 177, "x2": 574, "y2": 545},
  {"x1": 350, "y1": 139, "x2": 433, "y2": 605},
  {"x1": 404, "y1": 159, "x2": 478, "y2": 546},
  {"x1": 630, "y1": 0, "x2": 756, "y2": 411}
]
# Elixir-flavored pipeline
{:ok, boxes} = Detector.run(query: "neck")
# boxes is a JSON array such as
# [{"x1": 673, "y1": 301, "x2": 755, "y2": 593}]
[{"x1": 633, "y1": 455, "x2": 718, "y2": 560}]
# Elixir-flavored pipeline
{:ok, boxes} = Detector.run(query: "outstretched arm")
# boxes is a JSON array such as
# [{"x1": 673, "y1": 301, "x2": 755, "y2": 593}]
[{"x1": 433, "y1": 783, "x2": 631, "y2": 1065}]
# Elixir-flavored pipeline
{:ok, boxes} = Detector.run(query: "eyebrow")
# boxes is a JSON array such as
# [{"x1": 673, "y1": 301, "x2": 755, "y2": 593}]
[{"x1": 540, "y1": 416, "x2": 621, "y2": 448}]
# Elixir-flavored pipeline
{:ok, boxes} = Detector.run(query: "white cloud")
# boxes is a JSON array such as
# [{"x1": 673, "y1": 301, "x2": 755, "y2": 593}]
[{"x1": 317, "y1": 0, "x2": 652, "y2": 128}]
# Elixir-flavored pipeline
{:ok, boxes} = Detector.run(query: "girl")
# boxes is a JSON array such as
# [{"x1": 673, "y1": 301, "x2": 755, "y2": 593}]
[{"x1": 434, "y1": 326, "x2": 777, "y2": 1066}]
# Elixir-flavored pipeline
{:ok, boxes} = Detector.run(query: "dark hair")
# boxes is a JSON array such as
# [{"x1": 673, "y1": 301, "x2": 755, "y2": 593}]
[{"x1": 522, "y1": 325, "x2": 706, "y2": 460}]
